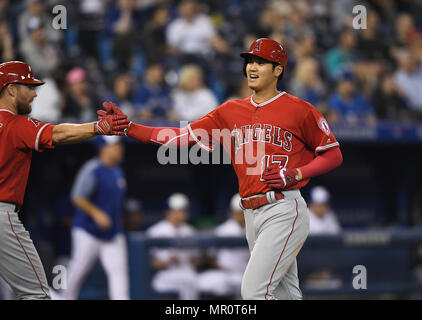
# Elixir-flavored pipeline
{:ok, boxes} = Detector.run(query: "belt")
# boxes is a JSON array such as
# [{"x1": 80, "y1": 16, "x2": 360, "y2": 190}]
[{"x1": 241, "y1": 191, "x2": 284, "y2": 210}]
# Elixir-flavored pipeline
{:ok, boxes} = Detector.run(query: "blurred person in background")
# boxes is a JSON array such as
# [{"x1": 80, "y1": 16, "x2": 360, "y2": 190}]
[
  {"x1": 289, "y1": 57, "x2": 326, "y2": 108},
  {"x1": 394, "y1": 13, "x2": 422, "y2": 48},
  {"x1": 106, "y1": 72, "x2": 136, "y2": 120},
  {"x1": 19, "y1": 16, "x2": 60, "y2": 79},
  {"x1": 146, "y1": 193, "x2": 201, "y2": 300},
  {"x1": 29, "y1": 77, "x2": 61, "y2": 122},
  {"x1": 372, "y1": 72, "x2": 411, "y2": 122},
  {"x1": 170, "y1": 64, "x2": 218, "y2": 121},
  {"x1": 73, "y1": 0, "x2": 108, "y2": 62},
  {"x1": 308, "y1": 186, "x2": 341, "y2": 236},
  {"x1": 356, "y1": 11, "x2": 389, "y2": 63},
  {"x1": 327, "y1": 71, "x2": 375, "y2": 125},
  {"x1": 393, "y1": 51, "x2": 422, "y2": 118},
  {"x1": 166, "y1": 0, "x2": 229, "y2": 65},
  {"x1": 0, "y1": 18, "x2": 14, "y2": 61},
  {"x1": 18, "y1": 0, "x2": 61, "y2": 43},
  {"x1": 59, "y1": 136, "x2": 129, "y2": 300},
  {"x1": 324, "y1": 29, "x2": 357, "y2": 80},
  {"x1": 133, "y1": 63, "x2": 172, "y2": 120},
  {"x1": 226, "y1": 78, "x2": 252, "y2": 101},
  {"x1": 140, "y1": 5, "x2": 170, "y2": 65},
  {"x1": 62, "y1": 67, "x2": 101, "y2": 122},
  {"x1": 198, "y1": 193, "x2": 249, "y2": 298},
  {"x1": 107, "y1": 0, "x2": 144, "y2": 72}
]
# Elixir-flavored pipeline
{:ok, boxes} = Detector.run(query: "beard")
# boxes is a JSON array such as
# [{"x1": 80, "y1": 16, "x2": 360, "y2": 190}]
[{"x1": 16, "y1": 101, "x2": 32, "y2": 115}]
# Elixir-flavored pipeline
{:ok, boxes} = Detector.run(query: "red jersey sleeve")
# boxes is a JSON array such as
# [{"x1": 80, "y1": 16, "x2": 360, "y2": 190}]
[
  {"x1": 301, "y1": 105, "x2": 339, "y2": 154},
  {"x1": 186, "y1": 105, "x2": 226, "y2": 152},
  {"x1": 13, "y1": 116, "x2": 55, "y2": 152}
]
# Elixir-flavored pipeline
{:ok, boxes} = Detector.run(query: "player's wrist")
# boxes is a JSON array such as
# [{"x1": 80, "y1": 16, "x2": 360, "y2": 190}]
[{"x1": 124, "y1": 121, "x2": 132, "y2": 136}]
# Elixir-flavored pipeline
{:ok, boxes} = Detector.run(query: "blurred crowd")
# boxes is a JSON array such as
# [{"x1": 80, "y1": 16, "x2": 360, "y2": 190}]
[{"x1": 1, "y1": 0, "x2": 422, "y2": 125}]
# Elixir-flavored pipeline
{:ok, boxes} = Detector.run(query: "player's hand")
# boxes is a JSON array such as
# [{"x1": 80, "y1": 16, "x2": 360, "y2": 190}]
[
  {"x1": 97, "y1": 101, "x2": 132, "y2": 136},
  {"x1": 98, "y1": 101, "x2": 126, "y2": 116},
  {"x1": 94, "y1": 114, "x2": 130, "y2": 136},
  {"x1": 93, "y1": 210, "x2": 112, "y2": 230},
  {"x1": 262, "y1": 165, "x2": 301, "y2": 190}
]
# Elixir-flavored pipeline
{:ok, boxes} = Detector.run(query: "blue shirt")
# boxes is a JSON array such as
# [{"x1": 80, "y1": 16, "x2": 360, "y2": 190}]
[
  {"x1": 71, "y1": 158, "x2": 126, "y2": 240},
  {"x1": 327, "y1": 93, "x2": 374, "y2": 120},
  {"x1": 132, "y1": 83, "x2": 171, "y2": 117}
]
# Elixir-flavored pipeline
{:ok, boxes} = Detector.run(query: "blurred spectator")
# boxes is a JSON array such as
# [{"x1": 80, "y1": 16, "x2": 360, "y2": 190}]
[
  {"x1": 226, "y1": 78, "x2": 252, "y2": 101},
  {"x1": 146, "y1": 193, "x2": 201, "y2": 300},
  {"x1": 393, "y1": 51, "x2": 422, "y2": 115},
  {"x1": 308, "y1": 186, "x2": 341, "y2": 235},
  {"x1": 166, "y1": 0, "x2": 229, "y2": 62},
  {"x1": 107, "y1": 0, "x2": 144, "y2": 71},
  {"x1": 62, "y1": 67, "x2": 101, "y2": 122},
  {"x1": 324, "y1": 29, "x2": 357, "y2": 80},
  {"x1": 373, "y1": 73, "x2": 411, "y2": 121},
  {"x1": 29, "y1": 78, "x2": 61, "y2": 122},
  {"x1": 171, "y1": 64, "x2": 218, "y2": 121},
  {"x1": 17, "y1": 0, "x2": 61, "y2": 43},
  {"x1": 19, "y1": 16, "x2": 60, "y2": 78},
  {"x1": 74, "y1": 0, "x2": 108, "y2": 61},
  {"x1": 356, "y1": 11, "x2": 389, "y2": 62},
  {"x1": 294, "y1": 33, "x2": 317, "y2": 61},
  {"x1": 133, "y1": 63, "x2": 172, "y2": 120},
  {"x1": 327, "y1": 72, "x2": 375, "y2": 124},
  {"x1": 290, "y1": 57, "x2": 326, "y2": 107},
  {"x1": 394, "y1": 13, "x2": 422, "y2": 48},
  {"x1": 0, "y1": 18, "x2": 14, "y2": 61},
  {"x1": 198, "y1": 194, "x2": 249, "y2": 298},
  {"x1": 106, "y1": 72, "x2": 136, "y2": 119},
  {"x1": 140, "y1": 5, "x2": 170, "y2": 65}
]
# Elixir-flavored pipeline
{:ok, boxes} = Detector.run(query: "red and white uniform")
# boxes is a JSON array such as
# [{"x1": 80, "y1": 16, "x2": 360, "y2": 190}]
[
  {"x1": 188, "y1": 91, "x2": 339, "y2": 198},
  {"x1": 0, "y1": 109, "x2": 55, "y2": 206}
]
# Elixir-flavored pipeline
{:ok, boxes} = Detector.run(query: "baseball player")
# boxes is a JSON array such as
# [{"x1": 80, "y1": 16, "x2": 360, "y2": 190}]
[
  {"x1": 0, "y1": 61, "x2": 129, "y2": 300},
  {"x1": 100, "y1": 38, "x2": 343, "y2": 300},
  {"x1": 61, "y1": 135, "x2": 129, "y2": 300},
  {"x1": 146, "y1": 193, "x2": 200, "y2": 300}
]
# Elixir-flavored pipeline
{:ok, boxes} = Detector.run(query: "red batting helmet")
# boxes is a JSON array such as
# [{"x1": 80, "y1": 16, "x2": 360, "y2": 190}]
[
  {"x1": 0, "y1": 61, "x2": 44, "y2": 92},
  {"x1": 240, "y1": 38, "x2": 288, "y2": 77}
]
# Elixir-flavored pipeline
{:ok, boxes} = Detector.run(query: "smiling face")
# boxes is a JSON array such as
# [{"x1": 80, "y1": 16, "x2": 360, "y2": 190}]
[{"x1": 245, "y1": 55, "x2": 282, "y2": 92}]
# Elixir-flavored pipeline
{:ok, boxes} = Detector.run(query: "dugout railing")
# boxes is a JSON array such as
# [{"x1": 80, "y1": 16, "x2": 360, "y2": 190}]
[{"x1": 78, "y1": 227, "x2": 422, "y2": 299}]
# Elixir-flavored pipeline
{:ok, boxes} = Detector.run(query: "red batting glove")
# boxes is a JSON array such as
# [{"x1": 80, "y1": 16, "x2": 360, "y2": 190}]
[
  {"x1": 97, "y1": 101, "x2": 132, "y2": 136},
  {"x1": 102, "y1": 101, "x2": 125, "y2": 115},
  {"x1": 262, "y1": 165, "x2": 300, "y2": 190},
  {"x1": 94, "y1": 114, "x2": 130, "y2": 136}
]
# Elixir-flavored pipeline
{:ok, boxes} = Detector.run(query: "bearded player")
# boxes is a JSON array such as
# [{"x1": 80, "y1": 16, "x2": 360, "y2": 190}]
[
  {"x1": 0, "y1": 61, "x2": 129, "y2": 299},
  {"x1": 101, "y1": 38, "x2": 343, "y2": 300}
]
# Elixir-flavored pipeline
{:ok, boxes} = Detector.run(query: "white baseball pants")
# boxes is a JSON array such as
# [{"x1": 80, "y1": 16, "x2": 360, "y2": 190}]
[
  {"x1": 64, "y1": 227, "x2": 129, "y2": 300},
  {"x1": 241, "y1": 189, "x2": 310, "y2": 300}
]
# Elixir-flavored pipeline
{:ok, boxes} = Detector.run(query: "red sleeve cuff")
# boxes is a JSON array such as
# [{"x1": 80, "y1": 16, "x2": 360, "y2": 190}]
[{"x1": 299, "y1": 147, "x2": 342, "y2": 180}]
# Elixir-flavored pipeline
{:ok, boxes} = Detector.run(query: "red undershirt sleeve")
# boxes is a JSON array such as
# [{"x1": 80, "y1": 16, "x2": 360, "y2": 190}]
[
  {"x1": 127, "y1": 123, "x2": 196, "y2": 147},
  {"x1": 298, "y1": 147, "x2": 343, "y2": 180}
]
